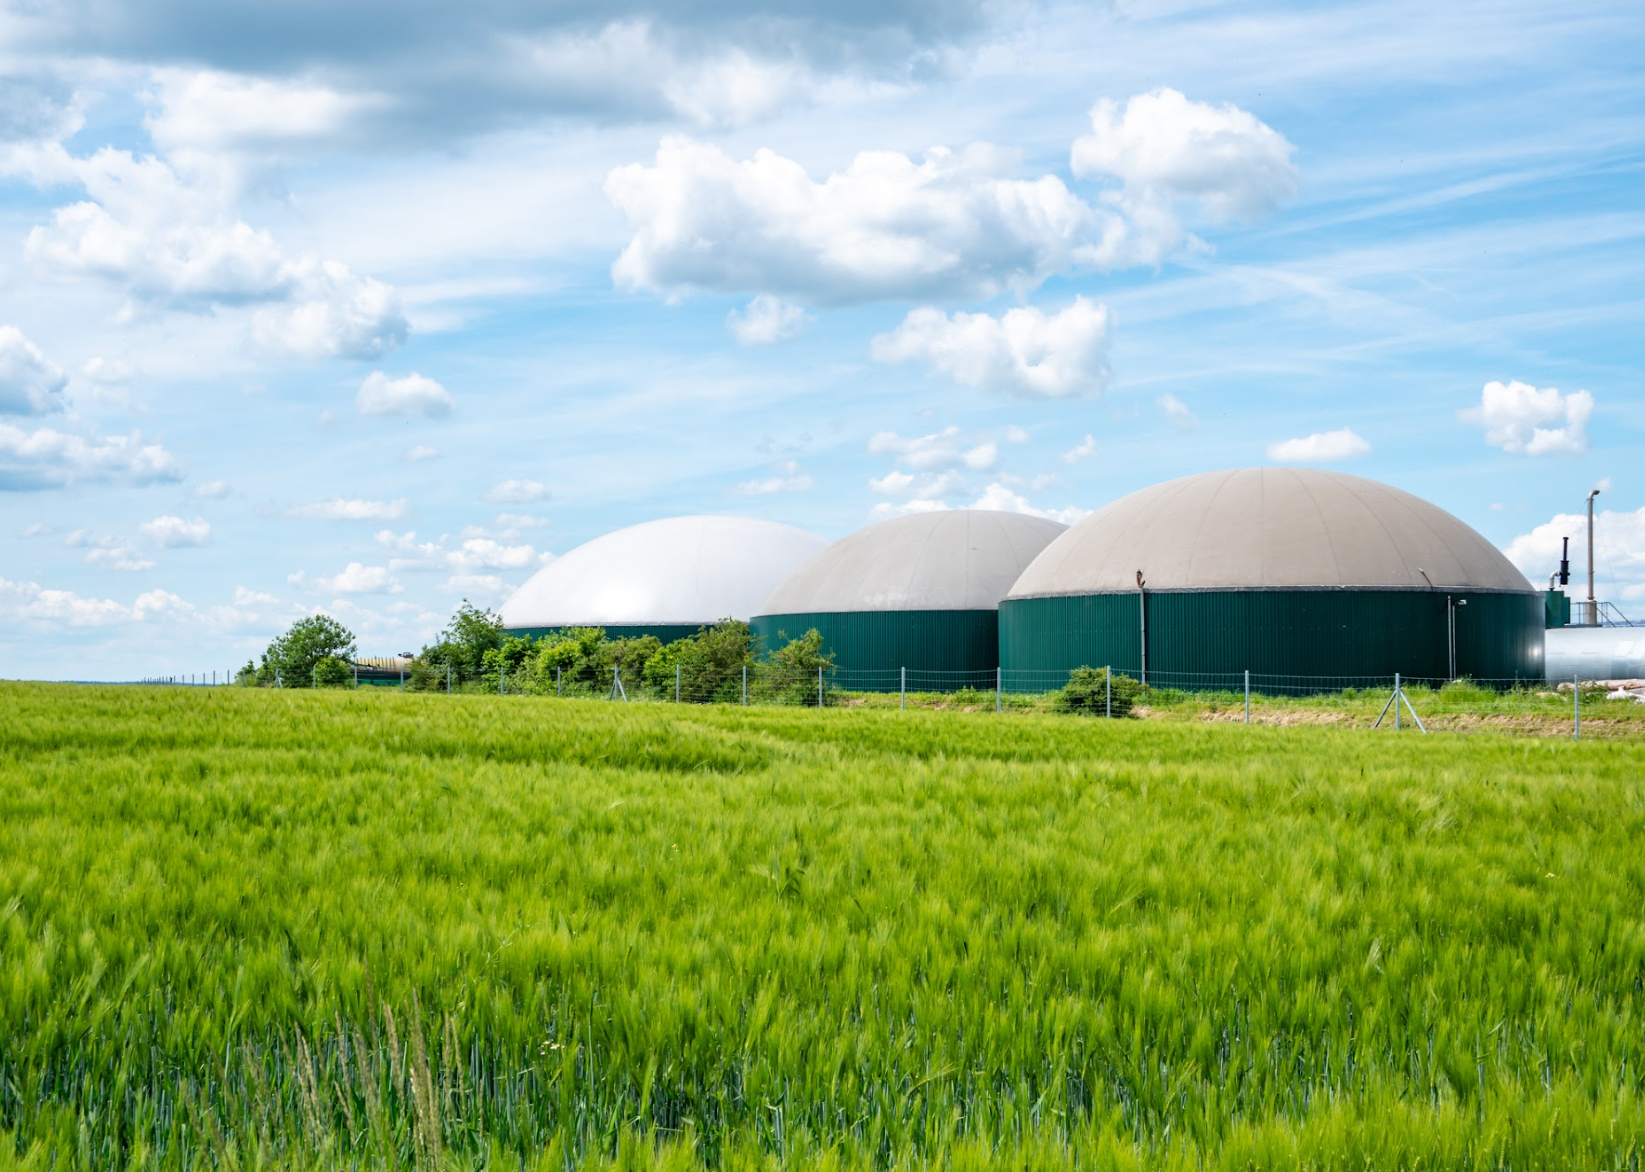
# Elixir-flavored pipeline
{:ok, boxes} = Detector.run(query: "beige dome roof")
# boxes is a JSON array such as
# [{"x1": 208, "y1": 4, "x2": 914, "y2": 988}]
[
  {"x1": 761, "y1": 509, "x2": 1066, "y2": 614},
  {"x1": 1008, "y1": 467, "x2": 1533, "y2": 597}
]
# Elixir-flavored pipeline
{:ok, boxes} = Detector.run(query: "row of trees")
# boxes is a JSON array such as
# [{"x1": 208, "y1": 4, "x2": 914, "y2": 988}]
[
  {"x1": 243, "y1": 600, "x2": 834, "y2": 703},
  {"x1": 241, "y1": 602, "x2": 1142, "y2": 715},
  {"x1": 406, "y1": 603, "x2": 834, "y2": 703}
]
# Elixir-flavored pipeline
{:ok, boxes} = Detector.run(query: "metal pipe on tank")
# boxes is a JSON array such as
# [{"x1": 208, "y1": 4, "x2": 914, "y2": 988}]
[
  {"x1": 1136, "y1": 570, "x2": 1147, "y2": 687},
  {"x1": 1587, "y1": 489, "x2": 1601, "y2": 625}
]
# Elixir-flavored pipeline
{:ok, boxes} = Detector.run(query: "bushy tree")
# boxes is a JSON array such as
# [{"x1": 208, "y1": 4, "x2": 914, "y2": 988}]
[
  {"x1": 756, "y1": 628, "x2": 833, "y2": 706},
  {"x1": 1055, "y1": 666, "x2": 1141, "y2": 717},
  {"x1": 258, "y1": 615, "x2": 356, "y2": 688},
  {"x1": 314, "y1": 656, "x2": 352, "y2": 688},
  {"x1": 415, "y1": 600, "x2": 504, "y2": 685},
  {"x1": 533, "y1": 627, "x2": 610, "y2": 692},
  {"x1": 481, "y1": 634, "x2": 540, "y2": 693},
  {"x1": 607, "y1": 636, "x2": 662, "y2": 694},
  {"x1": 641, "y1": 620, "x2": 754, "y2": 703}
]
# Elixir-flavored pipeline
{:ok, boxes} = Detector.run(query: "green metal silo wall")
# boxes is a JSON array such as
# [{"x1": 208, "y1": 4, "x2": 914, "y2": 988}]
[
  {"x1": 752, "y1": 609, "x2": 1000, "y2": 690},
  {"x1": 502, "y1": 623, "x2": 707, "y2": 645},
  {"x1": 998, "y1": 588, "x2": 1545, "y2": 689}
]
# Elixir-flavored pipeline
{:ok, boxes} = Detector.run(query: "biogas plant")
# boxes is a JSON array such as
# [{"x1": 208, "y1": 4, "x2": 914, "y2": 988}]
[{"x1": 498, "y1": 467, "x2": 1643, "y2": 688}]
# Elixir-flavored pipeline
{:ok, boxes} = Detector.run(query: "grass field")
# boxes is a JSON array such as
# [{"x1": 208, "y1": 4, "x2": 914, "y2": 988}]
[{"x1": 2, "y1": 682, "x2": 1644, "y2": 1169}]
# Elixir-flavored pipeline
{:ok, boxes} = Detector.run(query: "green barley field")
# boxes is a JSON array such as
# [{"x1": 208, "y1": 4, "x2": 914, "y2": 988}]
[{"x1": 3, "y1": 682, "x2": 1645, "y2": 1170}]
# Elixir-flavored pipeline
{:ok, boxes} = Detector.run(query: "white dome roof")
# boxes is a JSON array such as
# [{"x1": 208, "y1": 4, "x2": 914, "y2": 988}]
[
  {"x1": 760, "y1": 509, "x2": 1067, "y2": 615},
  {"x1": 1008, "y1": 467, "x2": 1533, "y2": 597},
  {"x1": 501, "y1": 515, "x2": 827, "y2": 628}
]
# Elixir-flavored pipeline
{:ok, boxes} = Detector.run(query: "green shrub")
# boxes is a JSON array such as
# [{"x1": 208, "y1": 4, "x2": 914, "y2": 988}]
[
  {"x1": 1055, "y1": 666, "x2": 1142, "y2": 716},
  {"x1": 754, "y1": 629, "x2": 834, "y2": 706},
  {"x1": 639, "y1": 620, "x2": 756, "y2": 703},
  {"x1": 314, "y1": 656, "x2": 352, "y2": 688}
]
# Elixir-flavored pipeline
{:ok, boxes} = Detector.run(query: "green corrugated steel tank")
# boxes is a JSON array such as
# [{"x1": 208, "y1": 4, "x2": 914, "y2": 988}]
[
  {"x1": 753, "y1": 510, "x2": 1066, "y2": 688},
  {"x1": 999, "y1": 468, "x2": 1544, "y2": 687}
]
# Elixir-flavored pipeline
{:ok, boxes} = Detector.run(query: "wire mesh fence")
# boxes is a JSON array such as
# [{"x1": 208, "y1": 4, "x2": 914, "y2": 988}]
[{"x1": 138, "y1": 659, "x2": 1645, "y2": 739}]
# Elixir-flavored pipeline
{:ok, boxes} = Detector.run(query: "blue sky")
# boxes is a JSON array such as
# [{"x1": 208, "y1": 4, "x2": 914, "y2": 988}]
[{"x1": 1, "y1": 0, "x2": 1641, "y2": 679}]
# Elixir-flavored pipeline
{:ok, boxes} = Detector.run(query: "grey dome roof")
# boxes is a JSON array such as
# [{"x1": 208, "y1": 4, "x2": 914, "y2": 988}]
[
  {"x1": 1008, "y1": 467, "x2": 1533, "y2": 597},
  {"x1": 501, "y1": 515, "x2": 827, "y2": 628},
  {"x1": 760, "y1": 509, "x2": 1067, "y2": 615}
]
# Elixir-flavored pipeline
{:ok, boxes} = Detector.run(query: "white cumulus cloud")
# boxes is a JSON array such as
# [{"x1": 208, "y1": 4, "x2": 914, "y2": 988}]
[
  {"x1": 251, "y1": 259, "x2": 408, "y2": 360},
  {"x1": 727, "y1": 293, "x2": 809, "y2": 345},
  {"x1": 68, "y1": 531, "x2": 156, "y2": 571},
  {"x1": 356, "y1": 371, "x2": 454, "y2": 418},
  {"x1": 868, "y1": 469, "x2": 964, "y2": 498},
  {"x1": 662, "y1": 49, "x2": 812, "y2": 129},
  {"x1": 14, "y1": 143, "x2": 407, "y2": 359},
  {"x1": 871, "y1": 297, "x2": 1112, "y2": 398},
  {"x1": 606, "y1": 136, "x2": 1104, "y2": 304},
  {"x1": 1071, "y1": 87, "x2": 1298, "y2": 265},
  {"x1": 869, "y1": 498, "x2": 952, "y2": 519},
  {"x1": 1062, "y1": 434, "x2": 1098, "y2": 463},
  {"x1": 0, "y1": 326, "x2": 68, "y2": 415},
  {"x1": 440, "y1": 573, "x2": 512, "y2": 601},
  {"x1": 485, "y1": 478, "x2": 549, "y2": 503},
  {"x1": 406, "y1": 445, "x2": 439, "y2": 461},
  {"x1": 140, "y1": 515, "x2": 211, "y2": 546},
  {"x1": 286, "y1": 497, "x2": 409, "y2": 521},
  {"x1": 145, "y1": 69, "x2": 382, "y2": 155},
  {"x1": 375, "y1": 529, "x2": 552, "y2": 577},
  {"x1": 727, "y1": 458, "x2": 814, "y2": 495},
  {"x1": 291, "y1": 562, "x2": 402, "y2": 594},
  {"x1": 971, "y1": 482, "x2": 1089, "y2": 525},
  {"x1": 0, "y1": 577, "x2": 191, "y2": 625},
  {"x1": 1160, "y1": 393, "x2": 1199, "y2": 430},
  {"x1": 867, "y1": 427, "x2": 998, "y2": 471},
  {"x1": 0, "y1": 423, "x2": 182, "y2": 490},
  {"x1": 192, "y1": 479, "x2": 231, "y2": 499},
  {"x1": 1460, "y1": 379, "x2": 1593, "y2": 456},
  {"x1": 1266, "y1": 427, "x2": 1371, "y2": 463}
]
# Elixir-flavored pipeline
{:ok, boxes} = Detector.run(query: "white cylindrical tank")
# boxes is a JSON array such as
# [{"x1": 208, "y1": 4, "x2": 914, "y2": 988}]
[{"x1": 1545, "y1": 627, "x2": 1645, "y2": 682}]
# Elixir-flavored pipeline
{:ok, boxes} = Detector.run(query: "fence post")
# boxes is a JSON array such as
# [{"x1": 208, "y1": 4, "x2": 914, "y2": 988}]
[
  {"x1": 996, "y1": 666, "x2": 1002, "y2": 713},
  {"x1": 742, "y1": 665, "x2": 747, "y2": 706},
  {"x1": 557, "y1": 666, "x2": 562, "y2": 698},
  {"x1": 1244, "y1": 670, "x2": 1250, "y2": 725},
  {"x1": 818, "y1": 665, "x2": 823, "y2": 709},
  {"x1": 1106, "y1": 666, "x2": 1111, "y2": 719},
  {"x1": 313, "y1": 664, "x2": 318, "y2": 689},
  {"x1": 1394, "y1": 672, "x2": 1400, "y2": 731},
  {"x1": 446, "y1": 663, "x2": 451, "y2": 694},
  {"x1": 1574, "y1": 674, "x2": 1580, "y2": 740},
  {"x1": 276, "y1": 668, "x2": 281, "y2": 688},
  {"x1": 900, "y1": 666, "x2": 906, "y2": 711},
  {"x1": 676, "y1": 663, "x2": 681, "y2": 703},
  {"x1": 399, "y1": 663, "x2": 404, "y2": 691},
  {"x1": 501, "y1": 664, "x2": 507, "y2": 695}
]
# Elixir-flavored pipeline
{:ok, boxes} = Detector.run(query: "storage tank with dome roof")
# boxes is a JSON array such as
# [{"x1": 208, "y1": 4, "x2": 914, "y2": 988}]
[
  {"x1": 753, "y1": 509, "x2": 1065, "y2": 683},
  {"x1": 998, "y1": 468, "x2": 1544, "y2": 684},
  {"x1": 500, "y1": 516, "x2": 827, "y2": 642}
]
